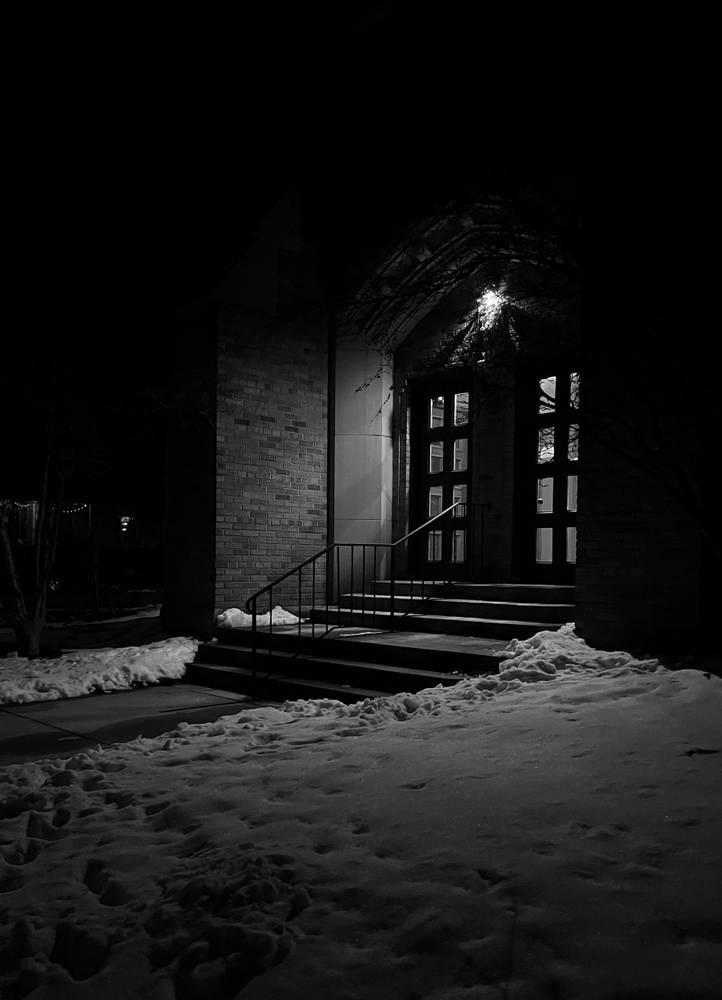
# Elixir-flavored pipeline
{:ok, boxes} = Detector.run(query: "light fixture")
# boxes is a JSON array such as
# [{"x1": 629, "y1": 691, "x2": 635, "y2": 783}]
[{"x1": 477, "y1": 288, "x2": 506, "y2": 330}]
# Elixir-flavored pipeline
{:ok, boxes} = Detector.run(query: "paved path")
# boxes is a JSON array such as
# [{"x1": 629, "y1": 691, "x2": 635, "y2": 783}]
[{"x1": 0, "y1": 683, "x2": 262, "y2": 766}]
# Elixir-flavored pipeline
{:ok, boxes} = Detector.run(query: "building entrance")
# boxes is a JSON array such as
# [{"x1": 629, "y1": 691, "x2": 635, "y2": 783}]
[
  {"x1": 515, "y1": 368, "x2": 579, "y2": 583},
  {"x1": 408, "y1": 372, "x2": 478, "y2": 580}
]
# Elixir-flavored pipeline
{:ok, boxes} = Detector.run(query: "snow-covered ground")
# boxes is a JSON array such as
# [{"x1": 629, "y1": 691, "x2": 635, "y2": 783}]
[
  {"x1": 0, "y1": 603, "x2": 301, "y2": 706},
  {"x1": 0, "y1": 638, "x2": 199, "y2": 705},
  {"x1": 1, "y1": 626, "x2": 720, "y2": 998},
  {"x1": 216, "y1": 606, "x2": 301, "y2": 629}
]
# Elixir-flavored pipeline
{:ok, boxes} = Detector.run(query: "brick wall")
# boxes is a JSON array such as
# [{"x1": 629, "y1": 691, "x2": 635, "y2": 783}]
[
  {"x1": 215, "y1": 306, "x2": 328, "y2": 616},
  {"x1": 161, "y1": 306, "x2": 218, "y2": 638},
  {"x1": 574, "y1": 345, "x2": 704, "y2": 652}
]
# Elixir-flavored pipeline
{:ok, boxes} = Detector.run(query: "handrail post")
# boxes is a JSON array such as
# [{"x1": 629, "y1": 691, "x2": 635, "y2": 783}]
[
  {"x1": 312, "y1": 559, "x2": 316, "y2": 638},
  {"x1": 251, "y1": 597, "x2": 257, "y2": 695},
  {"x1": 389, "y1": 545, "x2": 395, "y2": 631},
  {"x1": 251, "y1": 597, "x2": 257, "y2": 657},
  {"x1": 362, "y1": 545, "x2": 366, "y2": 623},
  {"x1": 480, "y1": 503, "x2": 486, "y2": 580},
  {"x1": 350, "y1": 545, "x2": 354, "y2": 624}
]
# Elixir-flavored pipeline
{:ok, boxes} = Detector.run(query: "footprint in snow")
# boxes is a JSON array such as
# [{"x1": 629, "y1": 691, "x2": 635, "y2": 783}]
[
  {"x1": 144, "y1": 800, "x2": 171, "y2": 817},
  {"x1": 475, "y1": 867, "x2": 508, "y2": 887},
  {"x1": 84, "y1": 860, "x2": 132, "y2": 906}
]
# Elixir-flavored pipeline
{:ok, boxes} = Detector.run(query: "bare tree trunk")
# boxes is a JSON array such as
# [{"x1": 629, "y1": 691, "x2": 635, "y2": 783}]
[
  {"x1": 0, "y1": 461, "x2": 64, "y2": 657},
  {"x1": 0, "y1": 506, "x2": 43, "y2": 656},
  {"x1": 14, "y1": 617, "x2": 43, "y2": 658}
]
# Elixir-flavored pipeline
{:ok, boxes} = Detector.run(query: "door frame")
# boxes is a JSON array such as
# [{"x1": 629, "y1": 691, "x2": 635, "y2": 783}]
[
  {"x1": 407, "y1": 370, "x2": 477, "y2": 580},
  {"x1": 513, "y1": 362, "x2": 580, "y2": 584}
]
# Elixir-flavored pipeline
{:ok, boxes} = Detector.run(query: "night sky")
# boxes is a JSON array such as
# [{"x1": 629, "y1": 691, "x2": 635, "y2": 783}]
[{"x1": 4, "y1": 3, "x2": 585, "y2": 513}]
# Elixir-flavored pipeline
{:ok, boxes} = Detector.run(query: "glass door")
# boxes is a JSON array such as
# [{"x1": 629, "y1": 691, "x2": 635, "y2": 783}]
[
  {"x1": 409, "y1": 372, "x2": 474, "y2": 579},
  {"x1": 523, "y1": 369, "x2": 579, "y2": 582}
]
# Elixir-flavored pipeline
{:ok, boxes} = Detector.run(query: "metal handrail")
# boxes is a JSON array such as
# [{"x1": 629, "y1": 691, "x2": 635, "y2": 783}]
[
  {"x1": 236, "y1": 501, "x2": 488, "y2": 690},
  {"x1": 391, "y1": 501, "x2": 462, "y2": 547},
  {"x1": 243, "y1": 502, "x2": 464, "y2": 616}
]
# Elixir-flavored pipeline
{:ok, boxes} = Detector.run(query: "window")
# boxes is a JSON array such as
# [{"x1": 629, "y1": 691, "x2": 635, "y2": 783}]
[
  {"x1": 570, "y1": 372, "x2": 580, "y2": 409},
  {"x1": 429, "y1": 396, "x2": 444, "y2": 428},
  {"x1": 567, "y1": 476, "x2": 578, "y2": 512},
  {"x1": 427, "y1": 530, "x2": 442, "y2": 561},
  {"x1": 452, "y1": 530, "x2": 466, "y2": 562},
  {"x1": 453, "y1": 391, "x2": 469, "y2": 425},
  {"x1": 428, "y1": 485, "x2": 443, "y2": 517},
  {"x1": 429, "y1": 442, "x2": 444, "y2": 473},
  {"x1": 452, "y1": 483, "x2": 467, "y2": 516},
  {"x1": 536, "y1": 477, "x2": 553, "y2": 513},
  {"x1": 539, "y1": 376, "x2": 556, "y2": 414},
  {"x1": 566, "y1": 527, "x2": 577, "y2": 564},
  {"x1": 453, "y1": 438, "x2": 468, "y2": 472},
  {"x1": 568, "y1": 425, "x2": 579, "y2": 462},
  {"x1": 536, "y1": 527, "x2": 553, "y2": 564},
  {"x1": 537, "y1": 427, "x2": 554, "y2": 463}
]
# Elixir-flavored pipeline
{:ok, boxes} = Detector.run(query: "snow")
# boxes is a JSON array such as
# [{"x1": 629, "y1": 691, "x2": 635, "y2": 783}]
[
  {"x1": 1, "y1": 626, "x2": 721, "y2": 998},
  {"x1": 0, "y1": 638, "x2": 199, "y2": 705},
  {"x1": 216, "y1": 606, "x2": 302, "y2": 628},
  {"x1": 0, "y1": 605, "x2": 299, "y2": 707}
]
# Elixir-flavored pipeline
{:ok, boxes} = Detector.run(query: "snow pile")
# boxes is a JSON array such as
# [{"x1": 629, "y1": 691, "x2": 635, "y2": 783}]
[
  {"x1": 498, "y1": 622, "x2": 660, "y2": 678},
  {"x1": 0, "y1": 645, "x2": 720, "y2": 999},
  {"x1": 216, "y1": 605, "x2": 302, "y2": 628},
  {"x1": 277, "y1": 625, "x2": 663, "y2": 724},
  {"x1": 0, "y1": 637, "x2": 199, "y2": 705}
]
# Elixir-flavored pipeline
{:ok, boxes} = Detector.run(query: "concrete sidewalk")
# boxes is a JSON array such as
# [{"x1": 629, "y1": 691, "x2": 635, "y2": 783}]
[{"x1": 0, "y1": 683, "x2": 260, "y2": 766}]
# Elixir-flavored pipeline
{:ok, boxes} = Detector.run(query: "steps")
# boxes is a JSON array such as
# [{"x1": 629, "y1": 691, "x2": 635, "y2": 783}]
[
  {"x1": 188, "y1": 624, "x2": 507, "y2": 703},
  {"x1": 309, "y1": 581, "x2": 575, "y2": 639},
  {"x1": 188, "y1": 581, "x2": 575, "y2": 703}
]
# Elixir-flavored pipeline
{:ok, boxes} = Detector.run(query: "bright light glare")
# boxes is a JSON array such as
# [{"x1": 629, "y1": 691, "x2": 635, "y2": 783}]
[{"x1": 477, "y1": 289, "x2": 505, "y2": 329}]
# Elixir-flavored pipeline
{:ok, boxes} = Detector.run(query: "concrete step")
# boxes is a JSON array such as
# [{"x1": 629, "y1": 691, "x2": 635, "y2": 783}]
[
  {"x1": 338, "y1": 593, "x2": 575, "y2": 624},
  {"x1": 308, "y1": 608, "x2": 559, "y2": 640},
  {"x1": 214, "y1": 626, "x2": 506, "y2": 673},
  {"x1": 371, "y1": 580, "x2": 576, "y2": 604},
  {"x1": 193, "y1": 643, "x2": 470, "y2": 694},
  {"x1": 187, "y1": 660, "x2": 386, "y2": 704}
]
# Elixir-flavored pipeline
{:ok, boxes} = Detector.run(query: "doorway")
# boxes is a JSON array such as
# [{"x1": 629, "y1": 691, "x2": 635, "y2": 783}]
[
  {"x1": 515, "y1": 367, "x2": 580, "y2": 583},
  {"x1": 408, "y1": 372, "x2": 476, "y2": 579}
]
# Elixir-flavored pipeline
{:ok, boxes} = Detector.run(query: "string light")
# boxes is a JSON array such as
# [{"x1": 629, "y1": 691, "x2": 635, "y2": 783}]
[{"x1": 0, "y1": 500, "x2": 89, "y2": 514}]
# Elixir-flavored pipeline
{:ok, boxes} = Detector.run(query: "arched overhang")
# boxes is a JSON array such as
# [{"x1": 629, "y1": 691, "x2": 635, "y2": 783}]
[{"x1": 330, "y1": 193, "x2": 580, "y2": 557}]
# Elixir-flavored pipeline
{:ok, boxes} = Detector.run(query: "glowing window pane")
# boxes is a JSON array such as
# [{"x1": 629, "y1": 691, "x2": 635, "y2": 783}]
[
  {"x1": 452, "y1": 530, "x2": 466, "y2": 563},
  {"x1": 452, "y1": 483, "x2": 467, "y2": 516},
  {"x1": 428, "y1": 485, "x2": 443, "y2": 518},
  {"x1": 567, "y1": 475, "x2": 578, "y2": 512},
  {"x1": 536, "y1": 477, "x2": 553, "y2": 513},
  {"x1": 566, "y1": 526, "x2": 577, "y2": 564},
  {"x1": 568, "y1": 425, "x2": 579, "y2": 462},
  {"x1": 429, "y1": 441, "x2": 444, "y2": 473},
  {"x1": 539, "y1": 376, "x2": 556, "y2": 414},
  {"x1": 453, "y1": 438, "x2": 468, "y2": 471},
  {"x1": 538, "y1": 427, "x2": 554, "y2": 463},
  {"x1": 429, "y1": 396, "x2": 444, "y2": 428},
  {"x1": 427, "y1": 530, "x2": 442, "y2": 561},
  {"x1": 536, "y1": 527, "x2": 553, "y2": 564},
  {"x1": 454, "y1": 392, "x2": 469, "y2": 425},
  {"x1": 570, "y1": 372, "x2": 580, "y2": 409}
]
